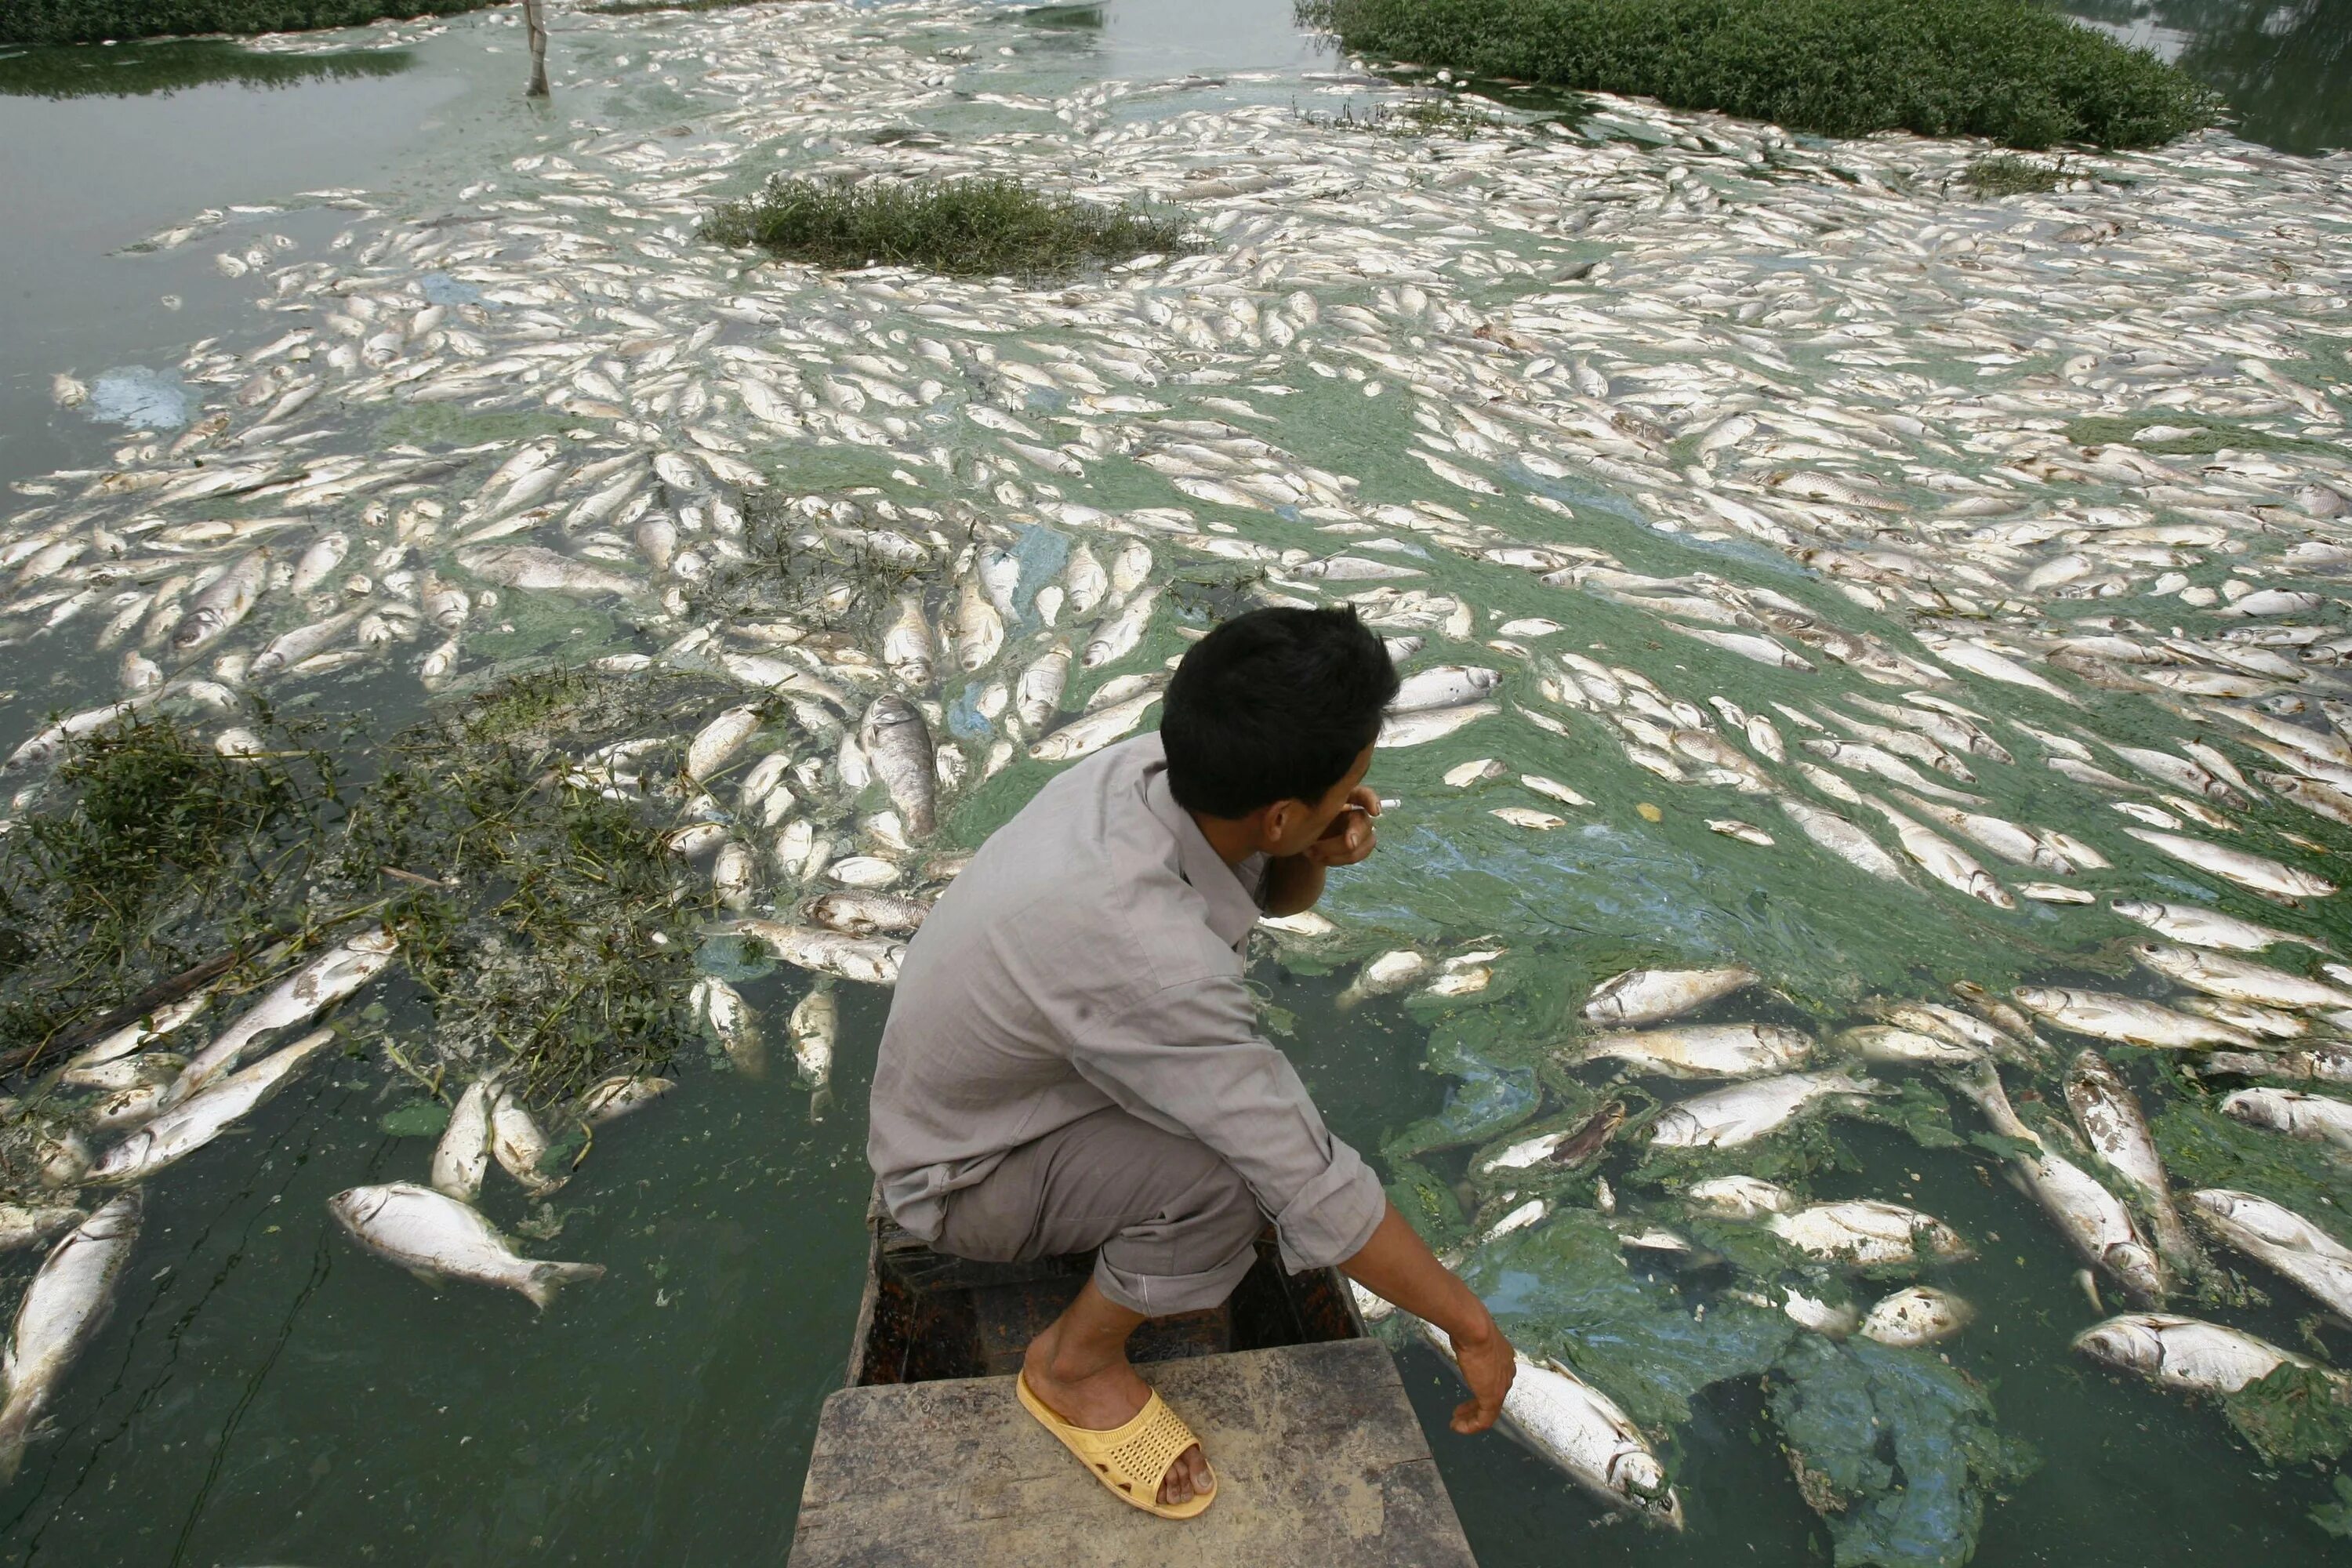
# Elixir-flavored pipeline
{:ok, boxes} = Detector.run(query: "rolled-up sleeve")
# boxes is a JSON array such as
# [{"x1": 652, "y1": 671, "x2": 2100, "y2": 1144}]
[{"x1": 1072, "y1": 974, "x2": 1387, "y2": 1272}]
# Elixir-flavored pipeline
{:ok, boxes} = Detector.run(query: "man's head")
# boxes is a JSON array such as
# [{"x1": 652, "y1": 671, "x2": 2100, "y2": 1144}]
[{"x1": 1160, "y1": 607, "x2": 1399, "y2": 855}]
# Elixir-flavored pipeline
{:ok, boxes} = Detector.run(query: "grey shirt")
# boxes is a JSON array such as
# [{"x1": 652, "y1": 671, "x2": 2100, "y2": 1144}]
[{"x1": 868, "y1": 732, "x2": 1387, "y2": 1275}]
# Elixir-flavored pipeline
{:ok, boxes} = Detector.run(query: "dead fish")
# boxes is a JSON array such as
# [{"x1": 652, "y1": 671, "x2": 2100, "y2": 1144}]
[
  {"x1": 2067, "y1": 1051, "x2": 2198, "y2": 1269},
  {"x1": 0, "y1": 1192, "x2": 141, "y2": 1483},
  {"x1": 431, "y1": 1078, "x2": 496, "y2": 1203},
  {"x1": 1582, "y1": 967, "x2": 1758, "y2": 1028},
  {"x1": 2074, "y1": 1312, "x2": 2323, "y2": 1396},
  {"x1": 1573, "y1": 1023, "x2": 1812, "y2": 1079},
  {"x1": 330, "y1": 1182, "x2": 602, "y2": 1311},
  {"x1": 1648, "y1": 1072, "x2": 1882, "y2": 1149},
  {"x1": 171, "y1": 549, "x2": 268, "y2": 652},
  {"x1": 861, "y1": 695, "x2": 937, "y2": 837}
]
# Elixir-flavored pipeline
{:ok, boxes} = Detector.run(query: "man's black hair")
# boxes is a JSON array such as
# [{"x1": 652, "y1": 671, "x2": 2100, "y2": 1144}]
[{"x1": 1160, "y1": 606, "x2": 1399, "y2": 818}]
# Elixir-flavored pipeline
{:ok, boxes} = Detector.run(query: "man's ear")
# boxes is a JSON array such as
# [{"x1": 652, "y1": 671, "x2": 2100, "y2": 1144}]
[{"x1": 1255, "y1": 798, "x2": 1297, "y2": 851}]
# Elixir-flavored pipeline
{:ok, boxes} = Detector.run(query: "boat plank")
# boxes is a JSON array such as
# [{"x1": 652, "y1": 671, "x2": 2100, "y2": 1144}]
[{"x1": 786, "y1": 1338, "x2": 1475, "y2": 1567}]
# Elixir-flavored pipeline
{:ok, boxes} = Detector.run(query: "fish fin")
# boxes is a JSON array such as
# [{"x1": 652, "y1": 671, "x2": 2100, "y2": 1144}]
[
  {"x1": 808, "y1": 1086, "x2": 834, "y2": 1123},
  {"x1": 405, "y1": 1268, "x2": 446, "y2": 1292},
  {"x1": 522, "y1": 1260, "x2": 606, "y2": 1312}
]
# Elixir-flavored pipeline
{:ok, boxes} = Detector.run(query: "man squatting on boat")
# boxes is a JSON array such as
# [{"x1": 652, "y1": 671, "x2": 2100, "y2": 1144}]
[{"x1": 869, "y1": 605, "x2": 1515, "y2": 1516}]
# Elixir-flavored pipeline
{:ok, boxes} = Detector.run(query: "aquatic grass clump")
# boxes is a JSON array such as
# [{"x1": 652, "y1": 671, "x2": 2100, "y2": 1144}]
[
  {"x1": 1297, "y1": 93, "x2": 1504, "y2": 138},
  {"x1": 701, "y1": 174, "x2": 1195, "y2": 281},
  {"x1": 0, "y1": 0, "x2": 484, "y2": 46},
  {"x1": 0, "y1": 713, "x2": 339, "y2": 1068},
  {"x1": 329, "y1": 672, "x2": 717, "y2": 1109},
  {"x1": 1298, "y1": 0, "x2": 2220, "y2": 151},
  {"x1": 1961, "y1": 152, "x2": 2063, "y2": 196}
]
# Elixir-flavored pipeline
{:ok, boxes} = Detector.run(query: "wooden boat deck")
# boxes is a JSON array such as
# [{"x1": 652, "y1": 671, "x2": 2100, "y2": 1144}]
[{"x1": 782, "y1": 1193, "x2": 1478, "y2": 1566}]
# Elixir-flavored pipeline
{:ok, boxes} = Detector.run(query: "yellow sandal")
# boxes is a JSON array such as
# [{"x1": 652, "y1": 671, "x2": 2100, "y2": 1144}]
[{"x1": 1016, "y1": 1371, "x2": 1217, "y2": 1520}]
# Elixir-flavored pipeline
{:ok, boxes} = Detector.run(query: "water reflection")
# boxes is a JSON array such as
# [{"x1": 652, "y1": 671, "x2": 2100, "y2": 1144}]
[
  {"x1": 2048, "y1": 0, "x2": 2352, "y2": 154},
  {"x1": 1021, "y1": 3, "x2": 1107, "y2": 28},
  {"x1": 0, "y1": 40, "x2": 412, "y2": 101}
]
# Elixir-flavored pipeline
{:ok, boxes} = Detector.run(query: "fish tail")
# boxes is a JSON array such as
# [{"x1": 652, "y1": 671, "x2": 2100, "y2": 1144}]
[
  {"x1": 0, "y1": 1398, "x2": 36, "y2": 1486},
  {"x1": 522, "y1": 1261, "x2": 606, "y2": 1312}
]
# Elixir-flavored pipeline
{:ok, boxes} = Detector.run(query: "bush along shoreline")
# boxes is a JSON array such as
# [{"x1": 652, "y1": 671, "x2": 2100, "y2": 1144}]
[
  {"x1": 0, "y1": 0, "x2": 487, "y2": 47},
  {"x1": 1297, "y1": 0, "x2": 2220, "y2": 151}
]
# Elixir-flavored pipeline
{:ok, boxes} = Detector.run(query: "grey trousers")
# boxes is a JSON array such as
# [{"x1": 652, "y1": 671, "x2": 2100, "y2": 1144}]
[{"x1": 935, "y1": 1105, "x2": 1266, "y2": 1316}]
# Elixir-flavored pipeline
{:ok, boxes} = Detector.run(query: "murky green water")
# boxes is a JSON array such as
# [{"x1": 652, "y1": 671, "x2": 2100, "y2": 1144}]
[{"x1": 2, "y1": 2, "x2": 2351, "y2": 1565}]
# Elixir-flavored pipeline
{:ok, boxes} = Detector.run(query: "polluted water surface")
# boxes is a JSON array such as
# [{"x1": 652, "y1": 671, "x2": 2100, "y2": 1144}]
[{"x1": 0, "y1": 1, "x2": 2350, "y2": 1566}]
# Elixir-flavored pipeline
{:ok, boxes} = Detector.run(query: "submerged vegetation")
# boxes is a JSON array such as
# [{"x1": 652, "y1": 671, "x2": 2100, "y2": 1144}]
[
  {"x1": 0, "y1": 674, "x2": 728, "y2": 1112},
  {"x1": 1297, "y1": 0, "x2": 2221, "y2": 149},
  {"x1": 327, "y1": 671, "x2": 719, "y2": 1109},
  {"x1": 0, "y1": 0, "x2": 482, "y2": 46},
  {"x1": 700, "y1": 175, "x2": 1194, "y2": 281},
  {"x1": 0, "y1": 713, "x2": 339, "y2": 1069},
  {"x1": 1960, "y1": 151, "x2": 2065, "y2": 195}
]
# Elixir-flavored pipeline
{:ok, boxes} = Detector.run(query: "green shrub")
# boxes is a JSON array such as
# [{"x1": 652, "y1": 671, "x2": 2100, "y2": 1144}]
[
  {"x1": 0, "y1": 0, "x2": 487, "y2": 47},
  {"x1": 701, "y1": 175, "x2": 1194, "y2": 281},
  {"x1": 1298, "y1": 0, "x2": 2220, "y2": 150}
]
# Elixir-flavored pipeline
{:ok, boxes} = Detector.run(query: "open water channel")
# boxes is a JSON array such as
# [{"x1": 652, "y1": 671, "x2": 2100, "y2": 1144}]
[{"x1": 0, "y1": 2, "x2": 2349, "y2": 1564}]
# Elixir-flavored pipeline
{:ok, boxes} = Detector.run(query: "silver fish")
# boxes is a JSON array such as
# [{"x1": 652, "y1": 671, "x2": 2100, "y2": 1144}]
[
  {"x1": 2074, "y1": 1312, "x2": 2320, "y2": 1396},
  {"x1": 1418, "y1": 1324, "x2": 1682, "y2": 1527},
  {"x1": 1769, "y1": 1200, "x2": 1971, "y2": 1266},
  {"x1": 1777, "y1": 797, "x2": 1908, "y2": 884},
  {"x1": 691, "y1": 974, "x2": 764, "y2": 1078},
  {"x1": 2066, "y1": 1051, "x2": 2198, "y2": 1269},
  {"x1": 165, "y1": 930, "x2": 397, "y2": 1107},
  {"x1": 2013, "y1": 987, "x2": 2257, "y2": 1051},
  {"x1": 0, "y1": 1192, "x2": 141, "y2": 1483},
  {"x1": 861, "y1": 695, "x2": 937, "y2": 837},
  {"x1": 89, "y1": 1026, "x2": 337, "y2": 1185},
  {"x1": 1859, "y1": 1286, "x2": 1973, "y2": 1347},
  {"x1": 789, "y1": 983, "x2": 837, "y2": 1092},
  {"x1": 2187, "y1": 1188, "x2": 2352, "y2": 1321},
  {"x1": 456, "y1": 544, "x2": 637, "y2": 598},
  {"x1": 1392, "y1": 665, "x2": 1501, "y2": 713},
  {"x1": 2121, "y1": 828, "x2": 2334, "y2": 902},
  {"x1": 1573, "y1": 1022, "x2": 1811, "y2": 1079},
  {"x1": 171, "y1": 548, "x2": 268, "y2": 652},
  {"x1": 1582, "y1": 967, "x2": 1758, "y2": 1028},
  {"x1": 686, "y1": 704, "x2": 762, "y2": 779},
  {"x1": 432, "y1": 1078, "x2": 496, "y2": 1203},
  {"x1": 952, "y1": 578, "x2": 1003, "y2": 673},
  {"x1": 1030, "y1": 690, "x2": 1162, "y2": 762},
  {"x1": 2110, "y1": 900, "x2": 2325, "y2": 954},
  {"x1": 804, "y1": 890, "x2": 928, "y2": 937},
  {"x1": 2132, "y1": 944, "x2": 2352, "y2": 1012},
  {"x1": 2220, "y1": 1087, "x2": 2352, "y2": 1152},
  {"x1": 1649, "y1": 1071, "x2": 1881, "y2": 1149},
  {"x1": 490, "y1": 1091, "x2": 565, "y2": 1196},
  {"x1": 727, "y1": 920, "x2": 903, "y2": 985},
  {"x1": 882, "y1": 594, "x2": 935, "y2": 688},
  {"x1": 1014, "y1": 641, "x2": 1073, "y2": 731},
  {"x1": 1947, "y1": 1058, "x2": 2166, "y2": 1303},
  {"x1": 330, "y1": 1182, "x2": 602, "y2": 1310},
  {"x1": 576, "y1": 1073, "x2": 676, "y2": 1124}
]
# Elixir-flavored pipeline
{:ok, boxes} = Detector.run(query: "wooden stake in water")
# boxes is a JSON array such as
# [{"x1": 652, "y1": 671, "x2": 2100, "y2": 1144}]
[{"x1": 523, "y1": 0, "x2": 550, "y2": 98}]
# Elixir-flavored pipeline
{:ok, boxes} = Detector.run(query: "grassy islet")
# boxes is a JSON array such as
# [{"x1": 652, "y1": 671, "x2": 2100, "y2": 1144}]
[{"x1": 701, "y1": 175, "x2": 1193, "y2": 281}]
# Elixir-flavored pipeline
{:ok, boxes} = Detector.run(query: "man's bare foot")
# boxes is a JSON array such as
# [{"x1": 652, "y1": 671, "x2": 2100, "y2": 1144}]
[{"x1": 1023, "y1": 1321, "x2": 1213, "y2": 1507}]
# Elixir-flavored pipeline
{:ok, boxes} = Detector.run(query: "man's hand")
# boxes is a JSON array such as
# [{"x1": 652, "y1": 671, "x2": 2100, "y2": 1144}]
[
  {"x1": 1304, "y1": 786, "x2": 1381, "y2": 869},
  {"x1": 1341, "y1": 1203, "x2": 1515, "y2": 1434},
  {"x1": 1446, "y1": 1317, "x2": 1516, "y2": 1435}
]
